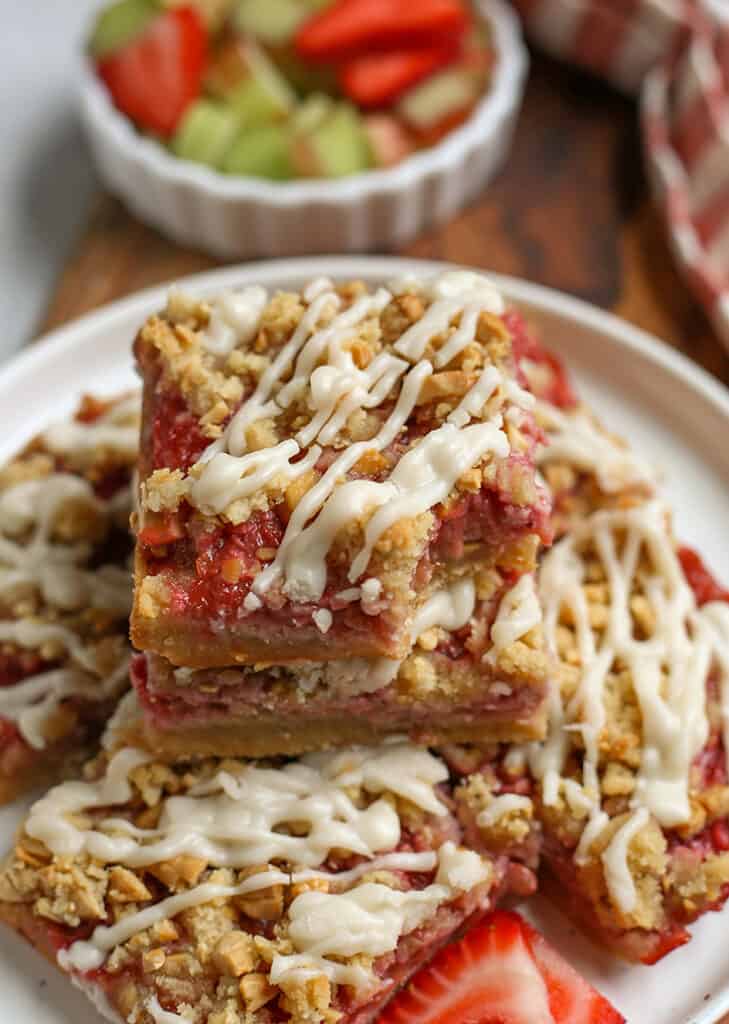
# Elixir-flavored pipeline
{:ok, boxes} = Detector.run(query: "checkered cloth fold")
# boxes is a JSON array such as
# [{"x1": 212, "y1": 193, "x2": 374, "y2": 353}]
[{"x1": 511, "y1": 0, "x2": 729, "y2": 346}]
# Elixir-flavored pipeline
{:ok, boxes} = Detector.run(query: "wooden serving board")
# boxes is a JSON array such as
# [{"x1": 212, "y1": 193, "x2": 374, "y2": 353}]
[{"x1": 42, "y1": 54, "x2": 729, "y2": 390}]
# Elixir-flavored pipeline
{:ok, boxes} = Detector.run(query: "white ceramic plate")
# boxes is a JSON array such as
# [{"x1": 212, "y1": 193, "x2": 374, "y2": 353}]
[{"x1": 1, "y1": 257, "x2": 729, "y2": 1024}]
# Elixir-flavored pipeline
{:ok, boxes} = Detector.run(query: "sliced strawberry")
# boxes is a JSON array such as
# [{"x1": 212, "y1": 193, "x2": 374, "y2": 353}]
[
  {"x1": 377, "y1": 911, "x2": 624, "y2": 1024},
  {"x1": 295, "y1": 0, "x2": 469, "y2": 63},
  {"x1": 339, "y1": 43, "x2": 460, "y2": 108},
  {"x1": 96, "y1": 6, "x2": 207, "y2": 137},
  {"x1": 522, "y1": 919, "x2": 624, "y2": 1024}
]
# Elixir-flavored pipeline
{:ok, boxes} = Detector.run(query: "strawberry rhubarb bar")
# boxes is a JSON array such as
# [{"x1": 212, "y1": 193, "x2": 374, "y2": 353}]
[
  {"x1": 0, "y1": 740, "x2": 539, "y2": 1024},
  {"x1": 523, "y1": 498, "x2": 729, "y2": 963},
  {"x1": 132, "y1": 272, "x2": 551, "y2": 667},
  {"x1": 0, "y1": 393, "x2": 139, "y2": 803},
  {"x1": 127, "y1": 567, "x2": 548, "y2": 757}
]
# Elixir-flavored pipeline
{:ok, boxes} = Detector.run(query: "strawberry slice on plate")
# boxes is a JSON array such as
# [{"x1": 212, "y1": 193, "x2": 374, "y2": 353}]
[
  {"x1": 96, "y1": 5, "x2": 207, "y2": 137},
  {"x1": 377, "y1": 911, "x2": 624, "y2": 1024}
]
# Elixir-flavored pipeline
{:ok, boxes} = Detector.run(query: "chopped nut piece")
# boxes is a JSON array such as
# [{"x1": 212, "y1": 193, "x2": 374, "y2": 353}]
[
  {"x1": 142, "y1": 948, "x2": 167, "y2": 973},
  {"x1": 239, "y1": 972, "x2": 276, "y2": 1012},
  {"x1": 213, "y1": 931, "x2": 257, "y2": 977},
  {"x1": 148, "y1": 855, "x2": 207, "y2": 890},
  {"x1": 109, "y1": 866, "x2": 152, "y2": 904}
]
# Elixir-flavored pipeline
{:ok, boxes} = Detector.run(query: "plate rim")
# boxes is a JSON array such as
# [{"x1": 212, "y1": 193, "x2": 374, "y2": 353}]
[{"x1": 2, "y1": 256, "x2": 729, "y2": 1024}]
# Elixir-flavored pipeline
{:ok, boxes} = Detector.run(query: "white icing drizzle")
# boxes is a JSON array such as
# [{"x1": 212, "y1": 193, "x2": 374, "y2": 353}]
[
  {"x1": 600, "y1": 807, "x2": 650, "y2": 914},
  {"x1": 0, "y1": 657, "x2": 129, "y2": 750},
  {"x1": 275, "y1": 882, "x2": 449, "y2": 987},
  {"x1": 0, "y1": 473, "x2": 130, "y2": 614},
  {"x1": 27, "y1": 744, "x2": 449, "y2": 866},
  {"x1": 190, "y1": 442, "x2": 320, "y2": 516},
  {"x1": 490, "y1": 575, "x2": 541, "y2": 653},
  {"x1": 0, "y1": 396, "x2": 136, "y2": 748},
  {"x1": 409, "y1": 578, "x2": 476, "y2": 641},
  {"x1": 146, "y1": 995, "x2": 193, "y2": 1024},
  {"x1": 312, "y1": 608, "x2": 332, "y2": 634},
  {"x1": 0, "y1": 618, "x2": 129, "y2": 749},
  {"x1": 199, "y1": 286, "x2": 268, "y2": 357},
  {"x1": 271, "y1": 842, "x2": 490, "y2": 990},
  {"x1": 530, "y1": 501, "x2": 729, "y2": 912},
  {"x1": 61, "y1": 872, "x2": 290, "y2": 971},
  {"x1": 178, "y1": 272, "x2": 519, "y2": 606},
  {"x1": 42, "y1": 393, "x2": 140, "y2": 460},
  {"x1": 477, "y1": 793, "x2": 533, "y2": 829},
  {"x1": 535, "y1": 399, "x2": 655, "y2": 493},
  {"x1": 45, "y1": 744, "x2": 492, "y2": 985},
  {"x1": 340, "y1": 578, "x2": 477, "y2": 694},
  {"x1": 347, "y1": 421, "x2": 508, "y2": 585}
]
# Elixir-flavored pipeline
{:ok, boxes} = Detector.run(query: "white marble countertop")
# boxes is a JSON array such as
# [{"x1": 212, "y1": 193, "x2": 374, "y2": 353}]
[{"x1": 1, "y1": 0, "x2": 101, "y2": 363}]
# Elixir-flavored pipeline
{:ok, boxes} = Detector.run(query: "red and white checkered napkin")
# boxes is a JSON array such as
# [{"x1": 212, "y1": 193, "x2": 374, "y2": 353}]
[{"x1": 511, "y1": 0, "x2": 729, "y2": 348}]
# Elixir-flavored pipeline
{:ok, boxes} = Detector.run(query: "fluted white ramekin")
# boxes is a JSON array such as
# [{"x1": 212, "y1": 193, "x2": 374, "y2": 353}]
[{"x1": 79, "y1": 0, "x2": 527, "y2": 258}]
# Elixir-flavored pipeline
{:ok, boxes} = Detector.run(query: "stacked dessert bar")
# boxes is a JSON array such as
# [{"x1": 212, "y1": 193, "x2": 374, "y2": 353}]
[{"x1": 125, "y1": 272, "x2": 553, "y2": 755}]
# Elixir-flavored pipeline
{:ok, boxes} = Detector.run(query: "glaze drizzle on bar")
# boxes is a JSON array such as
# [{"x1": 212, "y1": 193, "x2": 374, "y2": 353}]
[
  {"x1": 0, "y1": 397, "x2": 139, "y2": 749},
  {"x1": 167, "y1": 273, "x2": 534, "y2": 605},
  {"x1": 530, "y1": 500, "x2": 729, "y2": 912},
  {"x1": 28, "y1": 743, "x2": 490, "y2": 986}
]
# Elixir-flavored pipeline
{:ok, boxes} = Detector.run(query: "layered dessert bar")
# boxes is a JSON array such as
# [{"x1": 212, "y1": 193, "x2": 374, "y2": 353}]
[
  {"x1": 0, "y1": 394, "x2": 139, "y2": 802},
  {"x1": 0, "y1": 740, "x2": 539, "y2": 1024},
  {"x1": 132, "y1": 271, "x2": 552, "y2": 667},
  {"x1": 522, "y1": 498, "x2": 729, "y2": 963},
  {"x1": 127, "y1": 568, "x2": 548, "y2": 757}
]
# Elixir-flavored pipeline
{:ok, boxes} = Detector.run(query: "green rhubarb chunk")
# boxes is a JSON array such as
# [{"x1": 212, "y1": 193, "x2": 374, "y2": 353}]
[
  {"x1": 290, "y1": 93, "x2": 334, "y2": 134},
  {"x1": 222, "y1": 124, "x2": 293, "y2": 179},
  {"x1": 292, "y1": 103, "x2": 371, "y2": 178},
  {"x1": 228, "y1": 42, "x2": 296, "y2": 127},
  {"x1": 235, "y1": 0, "x2": 308, "y2": 45},
  {"x1": 397, "y1": 68, "x2": 480, "y2": 132},
  {"x1": 207, "y1": 39, "x2": 295, "y2": 118},
  {"x1": 88, "y1": 0, "x2": 159, "y2": 58},
  {"x1": 171, "y1": 100, "x2": 240, "y2": 168}
]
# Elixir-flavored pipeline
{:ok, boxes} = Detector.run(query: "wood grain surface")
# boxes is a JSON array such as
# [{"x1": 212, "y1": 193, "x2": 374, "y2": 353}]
[
  {"x1": 36, "y1": 49, "x2": 729, "y2": 1024},
  {"x1": 41, "y1": 53, "x2": 729, "y2": 389}
]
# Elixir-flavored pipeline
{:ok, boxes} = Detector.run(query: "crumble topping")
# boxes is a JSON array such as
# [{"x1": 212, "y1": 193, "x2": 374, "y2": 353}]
[
  {"x1": 526, "y1": 499, "x2": 729, "y2": 927},
  {"x1": 139, "y1": 272, "x2": 544, "y2": 616},
  {"x1": 0, "y1": 744, "x2": 495, "y2": 1024},
  {"x1": 534, "y1": 398, "x2": 656, "y2": 498},
  {"x1": 0, "y1": 395, "x2": 139, "y2": 755}
]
